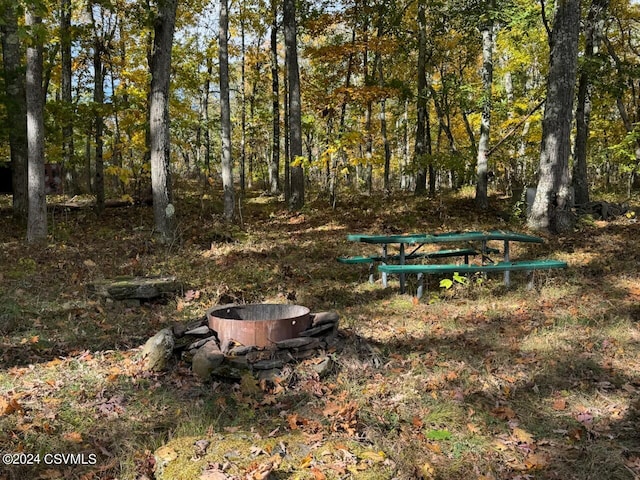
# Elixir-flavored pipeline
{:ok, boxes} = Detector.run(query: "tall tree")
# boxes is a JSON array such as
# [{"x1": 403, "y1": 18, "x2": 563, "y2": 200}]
[
  {"x1": 573, "y1": 0, "x2": 608, "y2": 205},
  {"x1": 60, "y1": 0, "x2": 74, "y2": 193},
  {"x1": 528, "y1": 0, "x2": 581, "y2": 233},
  {"x1": 1, "y1": 0, "x2": 28, "y2": 221},
  {"x1": 26, "y1": 7, "x2": 47, "y2": 242},
  {"x1": 269, "y1": 0, "x2": 280, "y2": 194},
  {"x1": 414, "y1": 0, "x2": 429, "y2": 195},
  {"x1": 149, "y1": 0, "x2": 178, "y2": 242},
  {"x1": 284, "y1": 0, "x2": 304, "y2": 209},
  {"x1": 475, "y1": 4, "x2": 495, "y2": 210},
  {"x1": 219, "y1": 0, "x2": 235, "y2": 220}
]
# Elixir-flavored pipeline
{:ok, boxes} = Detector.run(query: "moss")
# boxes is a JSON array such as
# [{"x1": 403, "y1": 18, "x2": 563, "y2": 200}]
[{"x1": 156, "y1": 433, "x2": 395, "y2": 480}]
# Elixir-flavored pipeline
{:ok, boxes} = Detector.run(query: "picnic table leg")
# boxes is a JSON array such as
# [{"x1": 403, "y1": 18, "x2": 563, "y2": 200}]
[
  {"x1": 381, "y1": 244, "x2": 388, "y2": 287},
  {"x1": 503, "y1": 240, "x2": 511, "y2": 287},
  {"x1": 399, "y1": 243, "x2": 406, "y2": 294}
]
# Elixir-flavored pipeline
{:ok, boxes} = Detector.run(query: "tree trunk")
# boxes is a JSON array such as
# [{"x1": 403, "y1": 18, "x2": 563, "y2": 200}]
[
  {"x1": 149, "y1": 0, "x2": 178, "y2": 241},
  {"x1": 414, "y1": 1, "x2": 428, "y2": 195},
  {"x1": 89, "y1": 3, "x2": 105, "y2": 215},
  {"x1": 573, "y1": 0, "x2": 608, "y2": 205},
  {"x1": 240, "y1": 11, "x2": 247, "y2": 193},
  {"x1": 1, "y1": 3, "x2": 28, "y2": 221},
  {"x1": 475, "y1": 19, "x2": 494, "y2": 210},
  {"x1": 219, "y1": 0, "x2": 235, "y2": 220},
  {"x1": 528, "y1": 0, "x2": 580, "y2": 233},
  {"x1": 61, "y1": 0, "x2": 74, "y2": 195},
  {"x1": 26, "y1": 10, "x2": 47, "y2": 243},
  {"x1": 284, "y1": 0, "x2": 304, "y2": 209},
  {"x1": 269, "y1": 0, "x2": 280, "y2": 194}
]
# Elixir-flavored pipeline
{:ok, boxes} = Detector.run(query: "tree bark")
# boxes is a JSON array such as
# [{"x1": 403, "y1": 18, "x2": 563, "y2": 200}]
[
  {"x1": 414, "y1": 1, "x2": 428, "y2": 195},
  {"x1": 149, "y1": 0, "x2": 178, "y2": 241},
  {"x1": 573, "y1": 0, "x2": 608, "y2": 205},
  {"x1": 284, "y1": 0, "x2": 304, "y2": 209},
  {"x1": 219, "y1": 0, "x2": 235, "y2": 220},
  {"x1": 26, "y1": 10, "x2": 47, "y2": 243},
  {"x1": 269, "y1": 0, "x2": 280, "y2": 194},
  {"x1": 89, "y1": 3, "x2": 105, "y2": 215},
  {"x1": 1, "y1": 3, "x2": 28, "y2": 221},
  {"x1": 60, "y1": 0, "x2": 74, "y2": 195},
  {"x1": 528, "y1": 0, "x2": 580, "y2": 233},
  {"x1": 475, "y1": 18, "x2": 494, "y2": 210}
]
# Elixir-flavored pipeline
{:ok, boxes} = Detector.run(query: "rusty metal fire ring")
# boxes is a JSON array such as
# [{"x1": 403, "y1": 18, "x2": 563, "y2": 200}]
[{"x1": 207, "y1": 304, "x2": 312, "y2": 348}]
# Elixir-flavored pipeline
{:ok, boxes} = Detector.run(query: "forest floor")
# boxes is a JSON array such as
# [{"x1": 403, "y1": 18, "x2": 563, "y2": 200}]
[{"x1": 1, "y1": 184, "x2": 639, "y2": 480}]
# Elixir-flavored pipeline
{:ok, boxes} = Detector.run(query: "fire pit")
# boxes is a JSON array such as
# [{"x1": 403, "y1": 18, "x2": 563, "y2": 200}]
[
  {"x1": 207, "y1": 304, "x2": 312, "y2": 348},
  {"x1": 141, "y1": 304, "x2": 340, "y2": 380}
]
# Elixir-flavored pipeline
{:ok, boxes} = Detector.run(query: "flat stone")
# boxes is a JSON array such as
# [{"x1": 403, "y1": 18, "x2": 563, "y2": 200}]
[
  {"x1": 184, "y1": 326, "x2": 212, "y2": 336},
  {"x1": 141, "y1": 328, "x2": 175, "y2": 371},
  {"x1": 172, "y1": 316, "x2": 208, "y2": 338},
  {"x1": 191, "y1": 341, "x2": 225, "y2": 380},
  {"x1": 252, "y1": 359, "x2": 284, "y2": 370},
  {"x1": 311, "y1": 311, "x2": 339, "y2": 327},
  {"x1": 300, "y1": 323, "x2": 335, "y2": 337},
  {"x1": 186, "y1": 336, "x2": 218, "y2": 351},
  {"x1": 88, "y1": 276, "x2": 181, "y2": 300},
  {"x1": 227, "y1": 345, "x2": 256, "y2": 356},
  {"x1": 275, "y1": 337, "x2": 315, "y2": 349}
]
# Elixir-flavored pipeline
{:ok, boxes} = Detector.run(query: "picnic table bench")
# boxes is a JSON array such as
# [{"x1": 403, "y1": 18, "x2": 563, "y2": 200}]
[
  {"x1": 337, "y1": 247, "x2": 499, "y2": 283},
  {"x1": 379, "y1": 259, "x2": 567, "y2": 298}
]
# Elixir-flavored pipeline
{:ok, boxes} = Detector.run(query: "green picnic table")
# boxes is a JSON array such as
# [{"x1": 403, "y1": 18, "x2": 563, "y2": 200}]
[{"x1": 339, "y1": 230, "x2": 567, "y2": 296}]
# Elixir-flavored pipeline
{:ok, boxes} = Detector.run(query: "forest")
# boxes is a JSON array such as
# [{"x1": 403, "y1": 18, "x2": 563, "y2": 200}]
[
  {"x1": 1, "y1": 0, "x2": 639, "y2": 236},
  {"x1": 1, "y1": 0, "x2": 640, "y2": 479}
]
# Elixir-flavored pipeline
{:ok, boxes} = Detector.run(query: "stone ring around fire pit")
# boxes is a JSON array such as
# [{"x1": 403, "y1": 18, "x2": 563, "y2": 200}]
[{"x1": 140, "y1": 305, "x2": 340, "y2": 381}]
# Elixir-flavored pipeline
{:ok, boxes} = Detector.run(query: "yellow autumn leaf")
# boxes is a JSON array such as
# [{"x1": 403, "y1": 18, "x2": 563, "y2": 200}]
[
  {"x1": 512, "y1": 427, "x2": 535, "y2": 444},
  {"x1": 360, "y1": 450, "x2": 386, "y2": 463}
]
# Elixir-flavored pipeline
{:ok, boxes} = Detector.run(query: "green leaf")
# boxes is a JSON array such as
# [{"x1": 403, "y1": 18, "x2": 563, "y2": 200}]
[
  {"x1": 439, "y1": 278, "x2": 453, "y2": 290},
  {"x1": 426, "y1": 429, "x2": 452, "y2": 440}
]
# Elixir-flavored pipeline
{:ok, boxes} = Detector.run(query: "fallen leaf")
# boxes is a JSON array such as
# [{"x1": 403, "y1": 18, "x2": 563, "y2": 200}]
[
  {"x1": 0, "y1": 397, "x2": 24, "y2": 416},
  {"x1": 491, "y1": 406, "x2": 516, "y2": 420},
  {"x1": 310, "y1": 467, "x2": 326, "y2": 480},
  {"x1": 512, "y1": 427, "x2": 534, "y2": 444},
  {"x1": 63, "y1": 432, "x2": 83, "y2": 443},
  {"x1": 360, "y1": 450, "x2": 386, "y2": 463},
  {"x1": 552, "y1": 398, "x2": 567, "y2": 411}
]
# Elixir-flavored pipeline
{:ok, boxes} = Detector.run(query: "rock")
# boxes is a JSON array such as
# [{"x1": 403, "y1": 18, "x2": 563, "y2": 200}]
[
  {"x1": 251, "y1": 359, "x2": 284, "y2": 370},
  {"x1": 186, "y1": 336, "x2": 218, "y2": 352},
  {"x1": 172, "y1": 316, "x2": 208, "y2": 338},
  {"x1": 275, "y1": 337, "x2": 315, "y2": 349},
  {"x1": 88, "y1": 276, "x2": 182, "y2": 300},
  {"x1": 191, "y1": 341, "x2": 225, "y2": 380},
  {"x1": 141, "y1": 328, "x2": 175, "y2": 371},
  {"x1": 300, "y1": 323, "x2": 335, "y2": 337},
  {"x1": 311, "y1": 311, "x2": 339, "y2": 327},
  {"x1": 227, "y1": 345, "x2": 256, "y2": 356},
  {"x1": 184, "y1": 325, "x2": 211, "y2": 336},
  {"x1": 311, "y1": 355, "x2": 334, "y2": 378}
]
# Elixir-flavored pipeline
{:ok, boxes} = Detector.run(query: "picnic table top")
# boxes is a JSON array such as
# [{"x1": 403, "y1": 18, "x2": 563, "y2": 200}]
[{"x1": 346, "y1": 230, "x2": 544, "y2": 245}]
